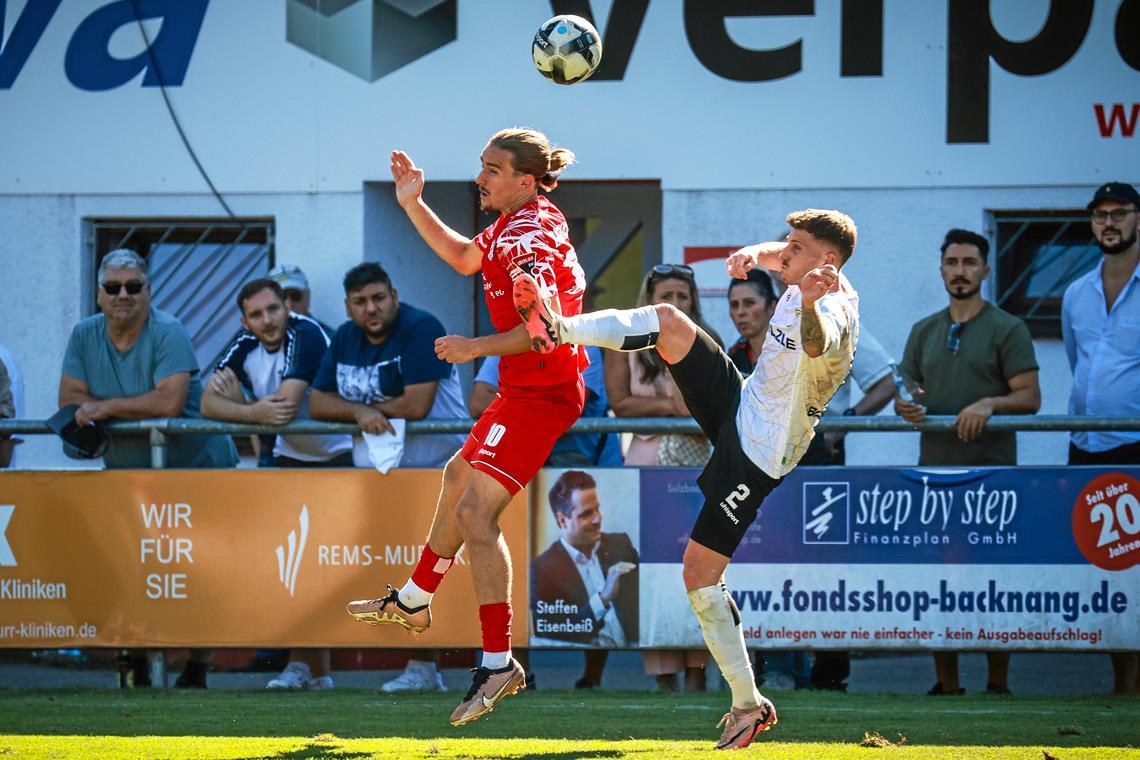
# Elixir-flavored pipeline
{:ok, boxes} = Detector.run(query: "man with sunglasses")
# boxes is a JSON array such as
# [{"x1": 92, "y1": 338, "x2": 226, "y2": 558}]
[
  {"x1": 894, "y1": 228, "x2": 1040, "y2": 697},
  {"x1": 1061, "y1": 181, "x2": 1140, "y2": 695},
  {"x1": 58, "y1": 248, "x2": 236, "y2": 689},
  {"x1": 59, "y1": 249, "x2": 238, "y2": 471}
]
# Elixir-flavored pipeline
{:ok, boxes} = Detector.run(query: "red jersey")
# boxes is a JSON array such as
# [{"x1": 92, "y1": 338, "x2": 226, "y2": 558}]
[{"x1": 474, "y1": 195, "x2": 587, "y2": 387}]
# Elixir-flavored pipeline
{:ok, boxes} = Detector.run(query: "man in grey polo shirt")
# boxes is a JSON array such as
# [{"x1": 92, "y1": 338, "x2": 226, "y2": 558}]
[{"x1": 58, "y1": 249, "x2": 237, "y2": 470}]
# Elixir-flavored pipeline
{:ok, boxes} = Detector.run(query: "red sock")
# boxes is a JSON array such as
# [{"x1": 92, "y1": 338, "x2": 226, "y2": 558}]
[
  {"x1": 479, "y1": 602, "x2": 512, "y2": 655},
  {"x1": 410, "y1": 545, "x2": 454, "y2": 594}
]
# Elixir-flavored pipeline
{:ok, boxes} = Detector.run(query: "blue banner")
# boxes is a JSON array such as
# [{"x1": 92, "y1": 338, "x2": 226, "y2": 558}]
[{"x1": 641, "y1": 466, "x2": 1140, "y2": 566}]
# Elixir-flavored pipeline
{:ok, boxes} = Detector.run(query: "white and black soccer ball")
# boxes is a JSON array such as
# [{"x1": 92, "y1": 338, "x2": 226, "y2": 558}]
[{"x1": 532, "y1": 15, "x2": 602, "y2": 85}]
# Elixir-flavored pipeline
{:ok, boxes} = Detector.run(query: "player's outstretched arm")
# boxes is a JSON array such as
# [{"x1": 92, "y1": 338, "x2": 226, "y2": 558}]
[
  {"x1": 391, "y1": 150, "x2": 483, "y2": 275},
  {"x1": 435, "y1": 325, "x2": 532, "y2": 364},
  {"x1": 726, "y1": 241, "x2": 787, "y2": 277}
]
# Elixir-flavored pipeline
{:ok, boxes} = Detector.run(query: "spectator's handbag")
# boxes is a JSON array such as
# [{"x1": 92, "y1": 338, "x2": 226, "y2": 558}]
[{"x1": 656, "y1": 433, "x2": 713, "y2": 467}]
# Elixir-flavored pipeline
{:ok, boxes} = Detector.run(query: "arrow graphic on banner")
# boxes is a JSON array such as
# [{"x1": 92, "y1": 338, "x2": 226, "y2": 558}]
[
  {"x1": 0, "y1": 506, "x2": 15, "y2": 566},
  {"x1": 275, "y1": 506, "x2": 309, "y2": 596}
]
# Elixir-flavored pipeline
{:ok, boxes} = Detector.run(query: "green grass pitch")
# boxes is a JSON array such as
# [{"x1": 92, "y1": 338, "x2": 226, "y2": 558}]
[{"x1": 0, "y1": 688, "x2": 1136, "y2": 758}]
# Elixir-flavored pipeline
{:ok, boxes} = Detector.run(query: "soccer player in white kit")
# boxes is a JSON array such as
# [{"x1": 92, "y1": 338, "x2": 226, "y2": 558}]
[{"x1": 514, "y1": 209, "x2": 859, "y2": 750}]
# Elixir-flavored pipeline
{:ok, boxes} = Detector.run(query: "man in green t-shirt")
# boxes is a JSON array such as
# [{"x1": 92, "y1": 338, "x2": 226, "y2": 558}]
[{"x1": 895, "y1": 228, "x2": 1041, "y2": 698}]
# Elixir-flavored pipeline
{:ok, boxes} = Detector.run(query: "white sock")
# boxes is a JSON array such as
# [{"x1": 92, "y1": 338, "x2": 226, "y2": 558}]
[
  {"x1": 688, "y1": 584, "x2": 761, "y2": 710},
  {"x1": 559, "y1": 306, "x2": 660, "y2": 351},
  {"x1": 481, "y1": 649, "x2": 512, "y2": 670},
  {"x1": 398, "y1": 579, "x2": 432, "y2": 609}
]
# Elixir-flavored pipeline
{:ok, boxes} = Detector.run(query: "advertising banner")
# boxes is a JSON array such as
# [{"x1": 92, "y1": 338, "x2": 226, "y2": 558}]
[
  {"x1": 528, "y1": 469, "x2": 641, "y2": 648},
  {"x1": 0, "y1": 2, "x2": 1135, "y2": 193},
  {"x1": 641, "y1": 467, "x2": 1140, "y2": 651},
  {"x1": 0, "y1": 470, "x2": 528, "y2": 648}
]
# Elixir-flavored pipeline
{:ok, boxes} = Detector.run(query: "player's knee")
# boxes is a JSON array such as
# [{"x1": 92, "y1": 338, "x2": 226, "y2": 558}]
[
  {"x1": 442, "y1": 454, "x2": 467, "y2": 490},
  {"x1": 454, "y1": 497, "x2": 494, "y2": 541},
  {"x1": 681, "y1": 546, "x2": 718, "y2": 591},
  {"x1": 655, "y1": 303, "x2": 688, "y2": 332}
]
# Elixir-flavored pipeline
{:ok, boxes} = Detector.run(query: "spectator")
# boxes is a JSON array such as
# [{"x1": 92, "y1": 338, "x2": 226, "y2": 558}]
[
  {"x1": 0, "y1": 361, "x2": 13, "y2": 468},
  {"x1": 895, "y1": 229, "x2": 1041, "y2": 696},
  {"x1": 310, "y1": 262, "x2": 467, "y2": 692},
  {"x1": 0, "y1": 343, "x2": 22, "y2": 467},
  {"x1": 1062, "y1": 181, "x2": 1140, "y2": 696},
  {"x1": 726, "y1": 269, "x2": 778, "y2": 376},
  {"x1": 203, "y1": 278, "x2": 352, "y2": 468},
  {"x1": 605, "y1": 264, "x2": 716, "y2": 692},
  {"x1": 58, "y1": 248, "x2": 237, "y2": 688},
  {"x1": 531, "y1": 471, "x2": 639, "y2": 649},
  {"x1": 270, "y1": 264, "x2": 336, "y2": 338},
  {"x1": 202, "y1": 277, "x2": 353, "y2": 691},
  {"x1": 58, "y1": 249, "x2": 239, "y2": 471}
]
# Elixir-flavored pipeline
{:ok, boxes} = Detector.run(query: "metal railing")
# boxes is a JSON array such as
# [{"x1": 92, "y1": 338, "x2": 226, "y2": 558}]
[{"x1": 3, "y1": 416, "x2": 1139, "y2": 469}]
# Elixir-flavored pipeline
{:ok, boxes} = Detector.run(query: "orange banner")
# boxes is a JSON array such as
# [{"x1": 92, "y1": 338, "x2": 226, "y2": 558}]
[{"x1": 0, "y1": 470, "x2": 528, "y2": 648}]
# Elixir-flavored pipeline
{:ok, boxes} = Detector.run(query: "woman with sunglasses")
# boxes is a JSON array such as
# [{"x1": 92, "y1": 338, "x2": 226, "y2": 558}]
[{"x1": 602, "y1": 263, "x2": 720, "y2": 693}]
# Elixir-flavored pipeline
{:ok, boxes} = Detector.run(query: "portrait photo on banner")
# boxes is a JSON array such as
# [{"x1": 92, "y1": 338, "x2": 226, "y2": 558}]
[{"x1": 529, "y1": 468, "x2": 641, "y2": 648}]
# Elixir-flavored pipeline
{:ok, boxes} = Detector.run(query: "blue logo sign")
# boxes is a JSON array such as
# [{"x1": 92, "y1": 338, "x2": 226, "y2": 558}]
[
  {"x1": 803, "y1": 482, "x2": 849, "y2": 544},
  {"x1": 0, "y1": 0, "x2": 209, "y2": 91}
]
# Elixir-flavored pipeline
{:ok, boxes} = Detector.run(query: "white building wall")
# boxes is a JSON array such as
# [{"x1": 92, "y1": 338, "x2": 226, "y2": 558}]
[{"x1": 663, "y1": 185, "x2": 1085, "y2": 466}]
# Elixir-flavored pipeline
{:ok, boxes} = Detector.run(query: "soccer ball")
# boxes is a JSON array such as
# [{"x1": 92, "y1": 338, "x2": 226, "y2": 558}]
[{"x1": 532, "y1": 15, "x2": 602, "y2": 85}]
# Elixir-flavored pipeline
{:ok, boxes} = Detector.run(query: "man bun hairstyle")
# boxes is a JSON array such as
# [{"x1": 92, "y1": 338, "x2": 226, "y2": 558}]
[
  {"x1": 786, "y1": 209, "x2": 857, "y2": 264},
  {"x1": 489, "y1": 127, "x2": 576, "y2": 192},
  {"x1": 548, "y1": 470, "x2": 596, "y2": 520},
  {"x1": 940, "y1": 228, "x2": 990, "y2": 262}
]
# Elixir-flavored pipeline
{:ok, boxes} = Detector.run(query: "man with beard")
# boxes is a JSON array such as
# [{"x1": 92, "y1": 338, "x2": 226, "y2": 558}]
[
  {"x1": 310, "y1": 262, "x2": 466, "y2": 469},
  {"x1": 1061, "y1": 181, "x2": 1140, "y2": 695},
  {"x1": 895, "y1": 228, "x2": 1040, "y2": 697}
]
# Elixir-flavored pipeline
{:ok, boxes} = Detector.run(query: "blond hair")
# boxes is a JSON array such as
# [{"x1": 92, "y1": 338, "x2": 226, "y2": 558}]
[{"x1": 488, "y1": 128, "x2": 575, "y2": 192}]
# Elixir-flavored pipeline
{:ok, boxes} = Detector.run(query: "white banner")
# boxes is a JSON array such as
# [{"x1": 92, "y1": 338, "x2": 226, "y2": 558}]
[{"x1": 0, "y1": 0, "x2": 1136, "y2": 193}]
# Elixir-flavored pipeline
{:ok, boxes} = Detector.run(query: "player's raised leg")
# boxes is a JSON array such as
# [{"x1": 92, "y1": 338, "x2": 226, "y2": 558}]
[
  {"x1": 345, "y1": 454, "x2": 470, "y2": 633},
  {"x1": 514, "y1": 272, "x2": 698, "y2": 362},
  {"x1": 449, "y1": 470, "x2": 526, "y2": 726}
]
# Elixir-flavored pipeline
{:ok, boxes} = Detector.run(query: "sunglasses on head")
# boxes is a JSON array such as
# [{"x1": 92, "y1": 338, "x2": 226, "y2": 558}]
[
  {"x1": 102, "y1": 281, "x2": 145, "y2": 296},
  {"x1": 651, "y1": 264, "x2": 694, "y2": 278}
]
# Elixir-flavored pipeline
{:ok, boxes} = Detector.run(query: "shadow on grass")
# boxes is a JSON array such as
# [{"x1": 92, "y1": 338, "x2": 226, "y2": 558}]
[{"x1": 240, "y1": 745, "x2": 372, "y2": 760}]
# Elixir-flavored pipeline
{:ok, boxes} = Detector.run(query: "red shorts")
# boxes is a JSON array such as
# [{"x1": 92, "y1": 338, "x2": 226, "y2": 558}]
[{"x1": 460, "y1": 377, "x2": 585, "y2": 494}]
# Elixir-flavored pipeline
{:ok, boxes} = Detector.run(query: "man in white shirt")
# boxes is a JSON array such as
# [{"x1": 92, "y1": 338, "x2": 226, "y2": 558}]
[
  {"x1": 514, "y1": 208, "x2": 859, "y2": 750},
  {"x1": 1061, "y1": 181, "x2": 1140, "y2": 695}
]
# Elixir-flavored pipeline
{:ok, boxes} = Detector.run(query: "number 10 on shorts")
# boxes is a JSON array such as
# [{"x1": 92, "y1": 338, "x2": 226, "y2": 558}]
[{"x1": 485, "y1": 423, "x2": 507, "y2": 447}]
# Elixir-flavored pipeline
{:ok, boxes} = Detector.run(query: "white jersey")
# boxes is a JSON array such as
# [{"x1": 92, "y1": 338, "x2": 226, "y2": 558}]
[{"x1": 737, "y1": 273, "x2": 859, "y2": 478}]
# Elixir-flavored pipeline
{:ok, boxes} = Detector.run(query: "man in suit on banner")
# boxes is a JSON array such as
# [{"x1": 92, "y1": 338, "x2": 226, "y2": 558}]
[{"x1": 531, "y1": 470, "x2": 639, "y2": 647}]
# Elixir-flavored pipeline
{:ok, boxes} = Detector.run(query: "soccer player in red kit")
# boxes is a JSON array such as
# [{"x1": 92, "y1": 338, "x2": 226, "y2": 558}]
[{"x1": 346, "y1": 128, "x2": 587, "y2": 726}]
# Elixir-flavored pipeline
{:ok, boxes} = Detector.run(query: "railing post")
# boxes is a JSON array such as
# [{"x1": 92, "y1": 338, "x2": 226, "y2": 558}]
[
  {"x1": 149, "y1": 427, "x2": 168, "y2": 470},
  {"x1": 148, "y1": 423, "x2": 168, "y2": 687}
]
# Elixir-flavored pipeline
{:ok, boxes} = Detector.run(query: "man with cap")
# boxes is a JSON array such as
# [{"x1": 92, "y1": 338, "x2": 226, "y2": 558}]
[
  {"x1": 270, "y1": 264, "x2": 335, "y2": 338},
  {"x1": 1061, "y1": 181, "x2": 1140, "y2": 695}
]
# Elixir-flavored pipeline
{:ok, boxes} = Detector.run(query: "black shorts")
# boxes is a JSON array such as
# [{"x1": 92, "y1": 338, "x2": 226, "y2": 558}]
[{"x1": 670, "y1": 327, "x2": 782, "y2": 558}]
